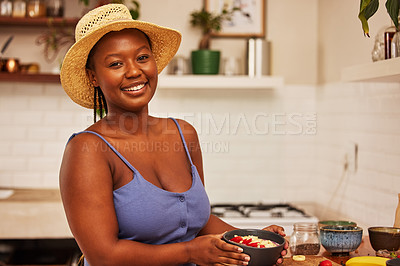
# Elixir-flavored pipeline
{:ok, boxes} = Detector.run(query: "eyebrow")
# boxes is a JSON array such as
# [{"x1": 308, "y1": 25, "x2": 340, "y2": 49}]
[{"x1": 104, "y1": 45, "x2": 151, "y2": 60}]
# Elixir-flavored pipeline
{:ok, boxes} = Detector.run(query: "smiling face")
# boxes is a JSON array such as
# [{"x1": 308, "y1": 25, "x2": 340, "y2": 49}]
[{"x1": 87, "y1": 28, "x2": 158, "y2": 114}]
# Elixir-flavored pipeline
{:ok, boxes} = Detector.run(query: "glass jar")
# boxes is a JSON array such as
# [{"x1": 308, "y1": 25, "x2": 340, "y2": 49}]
[
  {"x1": 27, "y1": 0, "x2": 46, "y2": 18},
  {"x1": 46, "y1": 0, "x2": 63, "y2": 17},
  {"x1": 289, "y1": 223, "x2": 320, "y2": 255},
  {"x1": 372, "y1": 38, "x2": 385, "y2": 62},
  {"x1": 12, "y1": 0, "x2": 27, "y2": 18},
  {"x1": 391, "y1": 31, "x2": 400, "y2": 58},
  {"x1": 384, "y1": 25, "x2": 396, "y2": 59},
  {"x1": 0, "y1": 0, "x2": 12, "y2": 16}
]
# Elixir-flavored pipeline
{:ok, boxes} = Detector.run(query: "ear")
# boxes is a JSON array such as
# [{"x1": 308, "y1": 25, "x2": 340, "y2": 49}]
[{"x1": 86, "y1": 68, "x2": 99, "y2": 87}]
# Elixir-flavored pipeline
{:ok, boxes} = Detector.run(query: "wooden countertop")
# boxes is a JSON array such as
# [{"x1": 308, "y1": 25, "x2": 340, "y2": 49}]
[
  {"x1": 0, "y1": 188, "x2": 72, "y2": 239},
  {"x1": 283, "y1": 236, "x2": 378, "y2": 265},
  {"x1": 0, "y1": 188, "x2": 61, "y2": 202}
]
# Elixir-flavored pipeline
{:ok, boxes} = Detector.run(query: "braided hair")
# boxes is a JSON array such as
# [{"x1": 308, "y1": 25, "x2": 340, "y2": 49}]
[
  {"x1": 93, "y1": 86, "x2": 108, "y2": 123},
  {"x1": 86, "y1": 42, "x2": 108, "y2": 123}
]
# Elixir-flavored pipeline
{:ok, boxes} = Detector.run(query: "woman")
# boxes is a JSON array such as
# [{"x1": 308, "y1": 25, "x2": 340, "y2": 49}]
[{"x1": 59, "y1": 4, "x2": 288, "y2": 266}]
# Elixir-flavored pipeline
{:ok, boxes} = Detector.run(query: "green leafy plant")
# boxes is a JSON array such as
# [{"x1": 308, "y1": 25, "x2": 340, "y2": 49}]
[
  {"x1": 36, "y1": 19, "x2": 75, "y2": 63},
  {"x1": 190, "y1": 5, "x2": 239, "y2": 50},
  {"x1": 79, "y1": 0, "x2": 140, "y2": 19},
  {"x1": 359, "y1": 0, "x2": 400, "y2": 37}
]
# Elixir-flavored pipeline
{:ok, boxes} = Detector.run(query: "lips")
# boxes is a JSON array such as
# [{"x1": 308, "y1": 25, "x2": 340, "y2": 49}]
[{"x1": 121, "y1": 83, "x2": 146, "y2": 92}]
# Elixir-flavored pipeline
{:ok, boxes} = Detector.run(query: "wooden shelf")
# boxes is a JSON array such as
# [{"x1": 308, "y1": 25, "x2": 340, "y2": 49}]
[
  {"x1": 158, "y1": 75, "x2": 284, "y2": 89},
  {"x1": 0, "y1": 16, "x2": 79, "y2": 27},
  {"x1": 0, "y1": 72, "x2": 60, "y2": 83},
  {"x1": 341, "y1": 57, "x2": 400, "y2": 83},
  {"x1": 0, "y1": 73, "x2": 284, "y2": 88}
]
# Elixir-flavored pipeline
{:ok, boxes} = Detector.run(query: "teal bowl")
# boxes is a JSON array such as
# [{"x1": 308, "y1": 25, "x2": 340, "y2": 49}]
[
  {"x1": 320, "y1": 226, "x2": 363, "y2": 256},
  {"x1": 318, "y1": 220, "x2": 357, "y2": 229}
]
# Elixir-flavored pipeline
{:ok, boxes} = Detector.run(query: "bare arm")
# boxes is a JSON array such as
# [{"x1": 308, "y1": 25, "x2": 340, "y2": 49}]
[
  {"x1": 59, "y1": 134, "x2": 191, "y2": 266},
  {"x1": 59, "y1": 133, "x2": 249, "y2": 266}
]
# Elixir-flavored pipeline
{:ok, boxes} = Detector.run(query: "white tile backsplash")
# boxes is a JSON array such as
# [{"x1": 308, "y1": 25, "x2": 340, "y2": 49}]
[
  {"x1": 0, "y1": 80, "x2": 399, "y2": 229},
  {"x1": 314, "y1": 81, "x2": 400, "y2": 228}
]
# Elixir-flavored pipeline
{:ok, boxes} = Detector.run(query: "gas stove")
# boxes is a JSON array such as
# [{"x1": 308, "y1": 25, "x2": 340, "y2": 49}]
[{"x1": 211, "y1": 203, "x2": 319, "y2": 236}]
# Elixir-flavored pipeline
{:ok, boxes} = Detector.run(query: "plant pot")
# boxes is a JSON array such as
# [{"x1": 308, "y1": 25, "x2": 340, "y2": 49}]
[{"x1": 191, "y1": 49, "x2": 220, "y2": 75}]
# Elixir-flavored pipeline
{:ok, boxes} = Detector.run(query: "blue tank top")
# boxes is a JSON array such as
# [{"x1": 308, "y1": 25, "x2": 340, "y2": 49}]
[{"x1": 68, "y1": 118, "x2": 210, "y2": 266}]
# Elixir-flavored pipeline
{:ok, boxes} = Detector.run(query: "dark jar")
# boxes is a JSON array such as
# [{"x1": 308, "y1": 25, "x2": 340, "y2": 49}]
[
  {"x1": 289, "y1": 223, "x2": 320, "y2": 255},
  {"x1": 46, "y1": 0, "x2": 63, "y2": 17}
]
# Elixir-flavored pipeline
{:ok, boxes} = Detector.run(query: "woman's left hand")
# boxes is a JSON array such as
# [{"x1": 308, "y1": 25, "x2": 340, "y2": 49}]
[{"x1": 262, "y1": 225, "x2": 289, "y2": 265}]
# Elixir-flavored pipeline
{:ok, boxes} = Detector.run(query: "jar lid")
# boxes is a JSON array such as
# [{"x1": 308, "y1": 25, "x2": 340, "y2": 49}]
[{"x1": 293, "y1": 222, "x2": 318, "y2": 231}]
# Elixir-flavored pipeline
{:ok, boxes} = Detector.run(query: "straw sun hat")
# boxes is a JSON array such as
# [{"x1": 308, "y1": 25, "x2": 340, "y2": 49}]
[{"x1": 60, "y1": 4, "x2": 182, "y2": 109}]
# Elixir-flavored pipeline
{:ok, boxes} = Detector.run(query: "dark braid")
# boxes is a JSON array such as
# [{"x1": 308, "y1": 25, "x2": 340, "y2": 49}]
[{"x1": 93, "y1": 86, "x2": 108, "y2": 123}]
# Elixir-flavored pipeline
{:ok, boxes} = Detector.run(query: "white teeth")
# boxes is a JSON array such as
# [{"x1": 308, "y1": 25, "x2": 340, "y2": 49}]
[{"x1": 123, "y1": 84, "x2": 145, "y2": 91}]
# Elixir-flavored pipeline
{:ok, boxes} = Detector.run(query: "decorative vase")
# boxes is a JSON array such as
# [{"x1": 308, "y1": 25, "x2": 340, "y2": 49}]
[{"x1": 191, "y1": 50, "x2": 220, "y2": 75}]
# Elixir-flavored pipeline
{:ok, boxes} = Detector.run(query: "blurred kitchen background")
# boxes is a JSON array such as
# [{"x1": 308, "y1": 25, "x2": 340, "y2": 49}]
[{"x1": 0, "y1": 0, "x2": 399, "y2": 262}]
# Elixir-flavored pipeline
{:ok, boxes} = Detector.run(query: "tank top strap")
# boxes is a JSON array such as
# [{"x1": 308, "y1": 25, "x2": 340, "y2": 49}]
[
  {"x1": 67, "y1": 131, "x2": 137, "y2": 173},
  {"x1": 169, "y1": 118, "x2": 194, "y2": 166}
]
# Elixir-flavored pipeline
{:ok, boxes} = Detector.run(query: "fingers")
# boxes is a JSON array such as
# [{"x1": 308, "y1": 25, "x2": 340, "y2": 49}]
[
  {"x1": 216, "y1": 240, "x2": 250, "y2": 265},
  {"x1": 262, "y1": 225, "x2": 286, "y2": 236},
  {"x1": 217, "y1": 252, "x2": 250, "y2": 266}
]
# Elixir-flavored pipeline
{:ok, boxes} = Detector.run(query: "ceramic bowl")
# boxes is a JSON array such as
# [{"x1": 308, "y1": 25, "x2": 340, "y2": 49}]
[
  {"x1": 320, "y1": 225, "x2": 363, "y2": 256},
  {"x1": 387, "y1": 258, "x2": 400, "y2": 266},
  {"x1": 318, "y1": 220, "x2": 357, "y2": 229},
  {"x1": 223, "y1": 229, "x2": 285, "y2": 266},
  {"x1": 368, "y1": 227, "x2": 400, "y2": 251}
]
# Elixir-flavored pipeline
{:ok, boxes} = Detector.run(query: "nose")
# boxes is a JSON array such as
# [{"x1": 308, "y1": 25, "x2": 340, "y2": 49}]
[{"x1": 125, "y1": 60, "x2": 142, "y2": 78}]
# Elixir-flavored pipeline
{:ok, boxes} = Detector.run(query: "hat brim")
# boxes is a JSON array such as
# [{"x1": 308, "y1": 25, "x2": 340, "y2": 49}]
[{"x1": 60, "y1": 20, "x2": 181, "y2": 109}]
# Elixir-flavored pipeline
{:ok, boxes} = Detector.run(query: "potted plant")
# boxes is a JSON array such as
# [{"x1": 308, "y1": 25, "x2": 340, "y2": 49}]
[
  {"x1": 36, "y1": 19, "x2": 75, "y2": 64},
  {"x1": 79, "y1": 0, "x2": 140, "y2": 19},
  {"x1": 358, "y1": 0, "x2": 399, "y2": 37},
  {"x1": 190, "y1": 5, "x2": 239, "y2": 74}
]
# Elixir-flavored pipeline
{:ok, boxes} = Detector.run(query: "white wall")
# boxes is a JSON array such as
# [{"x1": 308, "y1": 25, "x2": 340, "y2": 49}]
[
  {"x1": 0, "y1": 0, "x2": 399, "y2": 230},
  {"x1": 314, "y1": 0, "x2": 400, "y2": 227}
]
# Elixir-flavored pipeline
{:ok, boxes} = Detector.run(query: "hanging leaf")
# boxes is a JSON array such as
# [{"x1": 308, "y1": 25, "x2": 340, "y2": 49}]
[
  {"x1": 128, "y1": 0, "x2": 140, "y2": 19},
  {"x1": 358, "y1": 0, "x2": 379, "y2": 37},
  {"x1": 386, "y1": 0, "x2": 400, "y2": 29},
  {"x1": 79, "y1": 0, "x2": 90, "y2": 6}
]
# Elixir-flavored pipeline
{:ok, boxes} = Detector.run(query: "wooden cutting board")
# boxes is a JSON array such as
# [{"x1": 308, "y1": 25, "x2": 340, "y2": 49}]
[{"x1": 282, "y1": 255, "x2": 341, "y2": 265}]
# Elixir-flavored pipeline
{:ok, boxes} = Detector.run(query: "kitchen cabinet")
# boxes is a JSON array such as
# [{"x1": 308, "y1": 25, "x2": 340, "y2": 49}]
[
  {"x1": 341, "y1": 57, "x2": 400, "y2": 82},
  {"x1": 0, "y1": 16, "x2": 79, "y2": 83}
]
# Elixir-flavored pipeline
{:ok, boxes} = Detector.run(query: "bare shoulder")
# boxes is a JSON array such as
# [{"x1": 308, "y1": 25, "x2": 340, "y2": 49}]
[
  {"x1": 63, "y1": 131, "x2": 110, "y2": 159},
  {"x1": 60, "y1": 132, "x2": 112, "y2": 189},
  {"x1": 170, "y1": 118, "x2": 199, "y2": 142}
]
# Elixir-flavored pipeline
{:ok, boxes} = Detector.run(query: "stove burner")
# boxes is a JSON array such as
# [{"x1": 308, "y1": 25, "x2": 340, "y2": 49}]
[{"x1": 210, "y1": 203, "x2": 309, "y2": 218}]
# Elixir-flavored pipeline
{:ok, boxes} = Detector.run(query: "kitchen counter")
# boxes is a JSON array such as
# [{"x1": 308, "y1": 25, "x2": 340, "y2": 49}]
[
  {"x1": 283, "y1": 235, "x2": 379, "y2": 265},
  {"x1": 0, "y1": 188, "x2": 72, "y2": 239}
]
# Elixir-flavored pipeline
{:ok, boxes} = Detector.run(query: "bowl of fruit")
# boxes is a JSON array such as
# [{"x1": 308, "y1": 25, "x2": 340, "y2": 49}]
[{"x1": 223, "y1": 229, "x2": 285, "y2": 266}]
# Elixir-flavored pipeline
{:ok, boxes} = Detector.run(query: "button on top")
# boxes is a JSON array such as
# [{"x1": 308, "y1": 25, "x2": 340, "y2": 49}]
[
  {"x1": 179, "y1": 196, "x2": 185, "y2": 202},
  {"x1": 180, "y1": 222, "x2": 186, "y2": 228}
]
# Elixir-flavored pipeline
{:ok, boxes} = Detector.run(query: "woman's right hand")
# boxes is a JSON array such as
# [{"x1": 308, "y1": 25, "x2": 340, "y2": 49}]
[{"x1": 186, "y1": 233, "x2": 250, "y2": 265}]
